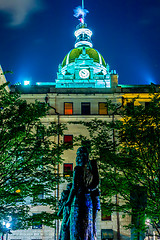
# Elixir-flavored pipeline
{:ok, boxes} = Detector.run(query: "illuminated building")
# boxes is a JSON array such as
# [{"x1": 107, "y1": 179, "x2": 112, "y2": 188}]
[
  {"x1": 55, "y1": 22, "x2": 118, "y2": 89},
  {"x1": 1, "y1": 7, "x2": 160, "y2": 240}
]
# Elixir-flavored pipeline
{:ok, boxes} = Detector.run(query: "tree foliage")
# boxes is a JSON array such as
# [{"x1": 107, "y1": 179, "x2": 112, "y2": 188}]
[
  {"x1": 0, "y1": 83, "x2": 67, "y2": 231},
  {"x1": 74, "y1": 94, "x2": 160, "y2": 234}
]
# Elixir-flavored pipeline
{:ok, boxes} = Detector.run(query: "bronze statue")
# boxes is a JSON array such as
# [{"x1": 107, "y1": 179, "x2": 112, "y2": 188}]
[
  {"x1": 58, "y1": 147, "x2": 100, "y2": 240},
  {"x1": 58, "y1": 183, "x2": 72, "y2": 240}
]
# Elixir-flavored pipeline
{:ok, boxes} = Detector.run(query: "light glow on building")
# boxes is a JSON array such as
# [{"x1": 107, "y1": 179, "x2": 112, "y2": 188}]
[{"x1": 24, "y1": 80, "x2": 30, "y2": 86}]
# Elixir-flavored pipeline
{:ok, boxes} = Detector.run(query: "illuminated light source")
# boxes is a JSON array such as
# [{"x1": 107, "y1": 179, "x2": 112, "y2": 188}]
[
  {"x1": 145, "y1": 219, "x2": 150, "y2": 226},
  {"x1": 6, "y1": 223, "x2": 10, "y2": 228},
  {"x1": 3, "y1": 221, "x2": 11, "y2": 229},
  {"x1": 36, "y1": 82, "x2": 55, "y2": 86},
  {"x1": 15, "y1": 189, "x2": 21, "y2": 193},
  {"x1": 79, "y1": 18, "x2": 84, "y2": 24},
  {"x1": 24, "y1": 80, "x2": 30, "y2": 86}
]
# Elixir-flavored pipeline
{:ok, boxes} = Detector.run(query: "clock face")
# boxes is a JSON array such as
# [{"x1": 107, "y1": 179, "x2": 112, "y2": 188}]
[{"x1": 79, "y1": 69, "x2": 90, "y2": 79}]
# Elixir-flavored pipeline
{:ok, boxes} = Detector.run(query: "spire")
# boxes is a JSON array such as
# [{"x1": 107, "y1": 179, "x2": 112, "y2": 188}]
[
  {"x1": 82, "y1": 0, "x2": 84, "y2": 24},
  {"x1": 82, "y1": 0, "x2": 84, "y2": 10},
  {"x1": 74, "y1": 1, "x2": 93, "y2": 48},
  {"x1": 74, "y1": 26, "x2": 93, "y2": 48}
]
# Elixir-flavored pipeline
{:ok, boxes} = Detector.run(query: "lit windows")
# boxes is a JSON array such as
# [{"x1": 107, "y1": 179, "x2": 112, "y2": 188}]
[
  {"x1": 64, "y1": 135, "x2": 73, "y2": 146},
  {"x1": 99, "y1": 102, "x2": 108, "y2": 115},
  {"x1": 64, "y1": 102, "x2": 73, "y2": 115},
  {"x1": 101, "y1": 229, "x2": 113, "y2": 240},
  {"x1": 64, "y1": 163, "x2": 73, "y2": 177},
  {"x1": 81, "y1": 102, "x2": 90, "y2": 115}
]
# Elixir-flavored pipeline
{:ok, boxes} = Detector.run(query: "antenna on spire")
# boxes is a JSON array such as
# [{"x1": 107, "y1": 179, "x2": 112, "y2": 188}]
[
  {"x1": 82, "y1": 0, "x2": 84, "y2": 10},
  {"x1": 82, "y1": 0, "x2": 84, "y2": 23},
  {"x1": 73, "y1": 0, "x2": 89, "y2": 25}
]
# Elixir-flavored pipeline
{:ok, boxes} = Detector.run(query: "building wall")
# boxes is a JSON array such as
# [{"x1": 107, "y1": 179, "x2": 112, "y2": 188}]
[{"x1": 8, "y1": 90, "x2": 155, "y2": 240}]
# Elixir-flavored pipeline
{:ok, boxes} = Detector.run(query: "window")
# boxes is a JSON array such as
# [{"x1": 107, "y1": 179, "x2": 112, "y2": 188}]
[
  {"x1": 32, "y1": 214, "x2": 42, "y2": 229},
  {"x1": 32, "y1": 224, "x2": 42, "y2": 229},
  {"x1": 81, "y1": 102, "x2": 90, "y2": 115},
  {"x1": 101, "y1": 229, "x2": 113, "y2": 240},
  {"x1": 64, "y1": 135, "x2": 73, "y2": 146},
  {"x1": 99, "y1": 102, "x2": 108, "y2": 115},
  {"x1": 64, "y1": 102, "x2": 73, "y2": 115},
  {"x1": 64, "y1": 163, "x2": 73, "y2": 177}
]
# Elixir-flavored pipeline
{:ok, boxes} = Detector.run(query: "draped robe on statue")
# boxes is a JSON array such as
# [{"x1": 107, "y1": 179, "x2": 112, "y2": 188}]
[{"x1": 69, "y1": 165, "x2": 94, "y2": 240}]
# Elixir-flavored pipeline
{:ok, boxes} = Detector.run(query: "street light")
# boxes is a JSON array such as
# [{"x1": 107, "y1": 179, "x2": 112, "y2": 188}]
[
  {"x1": 145, "y1": 219, "x2": 151, "y2": 226},
  {"x1": 1, "y1": 220, "x2": 11, "y2": 240}
]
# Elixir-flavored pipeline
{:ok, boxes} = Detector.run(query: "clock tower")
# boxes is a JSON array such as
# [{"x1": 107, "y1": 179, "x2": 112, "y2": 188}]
[{"x1": 55, "y1": 13, "x2": 118, "y2": 88}]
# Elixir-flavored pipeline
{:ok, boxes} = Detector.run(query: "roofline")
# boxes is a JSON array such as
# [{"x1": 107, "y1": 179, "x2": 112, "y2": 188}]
[{"x1": 10, "y1": 83, "x2": 160, "y2": 94}]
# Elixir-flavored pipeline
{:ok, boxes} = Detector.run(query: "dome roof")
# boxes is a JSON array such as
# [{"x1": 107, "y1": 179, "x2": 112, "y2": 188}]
[{"x1": 62, "y1": 47, "x2": 106, "y2": 68}]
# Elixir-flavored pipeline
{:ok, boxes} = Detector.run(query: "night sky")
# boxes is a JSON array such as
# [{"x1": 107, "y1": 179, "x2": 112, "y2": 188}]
[{"x1": 0, "y1": 0, "x2": 160, "y2": 86}]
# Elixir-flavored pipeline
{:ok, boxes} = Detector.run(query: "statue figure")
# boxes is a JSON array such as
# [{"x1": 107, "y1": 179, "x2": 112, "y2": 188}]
[
  {"x1": 64, "y1": 146, "x2": 100, "y2": 240},
  {"x1": 89, "y1": 160, "x2": 100, "y2": 239},
  {"x1": 58, "y1": 183, "x2": 72, "y2": 240}
]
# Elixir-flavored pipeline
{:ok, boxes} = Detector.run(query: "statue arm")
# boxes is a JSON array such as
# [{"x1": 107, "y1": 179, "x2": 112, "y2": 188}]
[
  {"x1": 89, "y1": 160, "x2": 99, "y2": 188},
  {"x1": 57, "y1": 190, "x2": 69, "y2": 216},
  {"x1": 65, "y1": 167, "x2": 79, "y2": 206},
  {"x1": 57, "y1": 205, "x2": 64, "y2": 217}
]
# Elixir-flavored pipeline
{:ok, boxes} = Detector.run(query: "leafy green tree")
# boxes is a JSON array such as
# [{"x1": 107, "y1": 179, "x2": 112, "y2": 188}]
[
  {"x1": 0, "y1": 83, "x2": 67, "y2": 231},
  {"x1": 75, "y1": 94, "x2": 160, "y2": 237}
]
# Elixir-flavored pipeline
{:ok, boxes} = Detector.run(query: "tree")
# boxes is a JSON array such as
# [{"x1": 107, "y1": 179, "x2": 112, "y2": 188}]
[
  {"x1": 0, "y1": 83, "x2": 67, "y2": 231},
  {"x1": 75, "y1": 94, "x2": 160, "y2": 237}
]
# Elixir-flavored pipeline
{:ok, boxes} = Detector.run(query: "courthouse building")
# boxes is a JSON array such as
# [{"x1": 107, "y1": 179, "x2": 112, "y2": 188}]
[{"x1": 0, "y1": 12, "x2": 159, "y2": 240}]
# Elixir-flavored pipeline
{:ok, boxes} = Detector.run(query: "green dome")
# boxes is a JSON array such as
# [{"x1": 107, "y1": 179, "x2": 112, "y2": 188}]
[{"x1": 62, "y1": 47, "x2": 106, "y2": 68}]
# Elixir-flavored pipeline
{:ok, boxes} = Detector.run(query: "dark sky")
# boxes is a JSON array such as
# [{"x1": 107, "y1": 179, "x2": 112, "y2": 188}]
[{"x1": 0, "y1": 0, "x2": 160, "y2": 86}]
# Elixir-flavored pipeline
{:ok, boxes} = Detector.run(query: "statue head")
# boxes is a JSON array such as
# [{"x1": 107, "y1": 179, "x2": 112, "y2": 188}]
[{"x1": 76, "y1": 146, "x2": 89, "y2": 166}]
